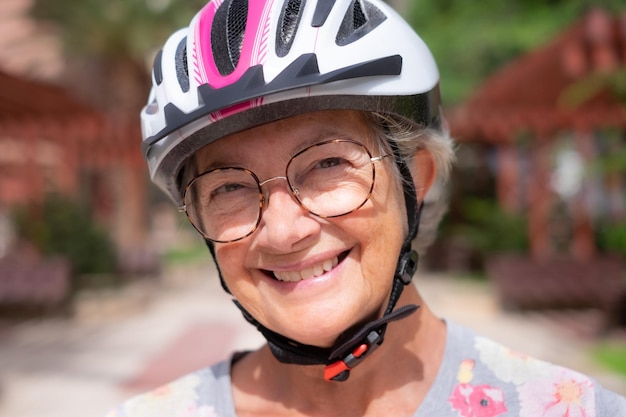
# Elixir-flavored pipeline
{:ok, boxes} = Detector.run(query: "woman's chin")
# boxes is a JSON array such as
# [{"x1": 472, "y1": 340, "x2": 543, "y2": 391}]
[
  {"x1": 282, "y1": 330, "x2": 341, "y2": 349},
  {"x1": 267, "y1": 310, "x2": 366, "y2": 348}
]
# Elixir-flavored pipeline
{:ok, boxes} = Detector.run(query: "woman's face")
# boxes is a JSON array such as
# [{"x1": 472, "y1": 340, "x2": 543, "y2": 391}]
[{"x1": 194, "y1": 110, "x2": 410, "y2": 347}]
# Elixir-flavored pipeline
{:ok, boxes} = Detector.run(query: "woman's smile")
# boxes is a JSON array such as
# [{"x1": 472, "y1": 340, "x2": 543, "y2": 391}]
[
  {"x1": 266, "y1": 251, "x2": 349, "y2": 282},
  {"x1": 271, "y1": 255, "x2": 338, "y2": 282}
]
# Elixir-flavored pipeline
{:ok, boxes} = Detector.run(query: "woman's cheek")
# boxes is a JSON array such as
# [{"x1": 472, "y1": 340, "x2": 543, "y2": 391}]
[{"x1": 215, "y1": 242, "x2": 251, "y2": 286}]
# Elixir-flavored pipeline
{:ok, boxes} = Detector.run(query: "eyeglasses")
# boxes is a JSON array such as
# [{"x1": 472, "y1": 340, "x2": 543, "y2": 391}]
[{"x1": 180, "y1": 139, "x2": 389, "y2": 243}]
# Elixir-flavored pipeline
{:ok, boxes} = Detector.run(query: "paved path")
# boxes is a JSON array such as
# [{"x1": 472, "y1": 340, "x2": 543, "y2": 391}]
[{"x1": 0, "y1": 261, "x2": 624, "y2": 417}]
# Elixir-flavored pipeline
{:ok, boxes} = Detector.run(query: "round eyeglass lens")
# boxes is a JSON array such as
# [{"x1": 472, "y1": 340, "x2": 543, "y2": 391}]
[
  {"x1": 184, "y1": 167, "x2": 263, "y2": 242},
  {"x1": 286, "y1": 140, "x2": 375, "y2": 217}
]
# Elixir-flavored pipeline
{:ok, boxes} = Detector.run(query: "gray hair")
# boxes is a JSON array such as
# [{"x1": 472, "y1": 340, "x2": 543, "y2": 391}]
[{"x1": 362, "y1": 111, "x2": 456, "y2": 254}]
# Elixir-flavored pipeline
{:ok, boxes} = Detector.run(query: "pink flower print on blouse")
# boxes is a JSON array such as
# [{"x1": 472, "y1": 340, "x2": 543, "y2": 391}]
[
  {"x1": 449, "y1": 359, "x2": 508, "y2": 417},
  {"x1": 518, "y1": 368, "x2": 596, "y2": 417},
  {"x1": 449, "y1": 383, "x2": 508, "y2": 417}
]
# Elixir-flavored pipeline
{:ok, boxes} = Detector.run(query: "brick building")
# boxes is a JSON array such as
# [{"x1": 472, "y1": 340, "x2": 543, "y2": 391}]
[
  {"x1": 0, "y1": 69, "x2": 147, "y2": 254},
  {"x1": 449, "y1": 7, "x2": 626, "y2": 260}
]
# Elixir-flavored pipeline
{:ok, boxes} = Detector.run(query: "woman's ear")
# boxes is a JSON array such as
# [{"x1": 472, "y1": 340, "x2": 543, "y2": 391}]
[{"x1": 412, "y1": 149, "x2": 437, "y2": 202}]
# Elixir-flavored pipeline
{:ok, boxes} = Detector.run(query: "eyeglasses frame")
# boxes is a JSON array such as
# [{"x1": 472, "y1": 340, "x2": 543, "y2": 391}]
[{"x1": 179, "y1": 138, "x2": 389, "y2": 243}]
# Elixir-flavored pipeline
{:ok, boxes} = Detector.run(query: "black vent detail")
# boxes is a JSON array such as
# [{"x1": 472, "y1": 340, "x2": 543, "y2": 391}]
[
  {"x1": 351, "y1": 0, "x2": 367, "y2": 29},
  {"x1": 175, "y1": 37, "x2": 190, "y2": 92},
  {"x1": 276, "y1": 0, "x2": 306, "y2": 57},
  {"x1": 336, "y1": 0, "x2": 386, "y2": 46},
  {"x1": 153, "y1": 49, "x2": 163, "y2": 85},
  {"x1": 211, "y1": 0, "x2": 249, "y2": 76},
  {"x1": 312, "y1": 0, "x2": 336, "y2": 27}
]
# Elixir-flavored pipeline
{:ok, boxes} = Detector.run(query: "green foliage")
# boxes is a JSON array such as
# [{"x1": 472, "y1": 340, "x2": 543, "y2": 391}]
[
  {"x1": 12, "y1": 194, "x2": 117, "y2": 277},
  {"x1": 163, "y1": 242, "x2": 208, "y2": 265},
  {"x1": 29, "y1": 0, "x2": 209, "y2": 111},
  {"x1": 408, "y1": 0, "x2": 626, "y2": 105},
  {"x1": 561, "y1": 69, "x2": 626, "y2": 108},
  {"x1": 592, "y1": 343, "x2": 626, "y2": 377},
  {"x1": 587, "y1": 128, "x2": 626, "y2": 176},
  {"x1": 31, "y1": 0, "x2": 206, "y2": 61},
  {"x1": 450, "y1": 198, "x2": 529, "y2": 254},
  {"x1": 596, "y1": 221, "x2": 626, "y2": 258}
]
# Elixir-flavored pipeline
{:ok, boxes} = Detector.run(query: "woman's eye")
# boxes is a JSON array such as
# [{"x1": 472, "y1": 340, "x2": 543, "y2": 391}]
[
  {"x1": 316, "y1": 157, "x2": 345, "y2": 169},
  {"x1": 213, "y1": 182, "x2": 245, "y2": 195}
]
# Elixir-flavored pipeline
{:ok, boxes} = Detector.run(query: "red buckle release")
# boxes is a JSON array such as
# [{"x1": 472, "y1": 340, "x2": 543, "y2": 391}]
[
  {"x1": 323, "y1": 343, "x2": 370, "y2": 381},
  {"x1": 352, "y1": 343, "x2": 368, "y2": 358},
  {"x1": 324, "y1": 360, "x2": 350, "y2": 381}
]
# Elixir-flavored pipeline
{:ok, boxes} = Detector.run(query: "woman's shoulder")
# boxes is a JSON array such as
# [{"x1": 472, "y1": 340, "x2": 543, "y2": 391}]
[
  {"x1": 431, "y1": 322, "x2": 626, "y2": 416},
  {"x1": 104, "y1": 357, "x2": 235, "y2": 417}
]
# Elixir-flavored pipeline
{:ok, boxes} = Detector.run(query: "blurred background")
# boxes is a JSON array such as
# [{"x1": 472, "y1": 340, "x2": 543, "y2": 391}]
[{"x1": 0, "y1": 0, "x2": 625, "y2": 416}]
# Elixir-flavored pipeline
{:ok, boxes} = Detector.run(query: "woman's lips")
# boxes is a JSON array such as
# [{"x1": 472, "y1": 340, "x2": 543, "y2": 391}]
[{"x1": 266, "y1": 251, "x2": 349, "y2": 282}]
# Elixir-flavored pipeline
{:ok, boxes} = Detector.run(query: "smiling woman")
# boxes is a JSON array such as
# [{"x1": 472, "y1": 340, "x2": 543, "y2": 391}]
[{"x1": 105, "y1": 0, "x2": 626, "y2": 416}]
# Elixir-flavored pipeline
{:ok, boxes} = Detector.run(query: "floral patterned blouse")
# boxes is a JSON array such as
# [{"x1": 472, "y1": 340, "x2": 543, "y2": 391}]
[{"x1": 106, "y1": 322, "x2": 626, "y2": 417}]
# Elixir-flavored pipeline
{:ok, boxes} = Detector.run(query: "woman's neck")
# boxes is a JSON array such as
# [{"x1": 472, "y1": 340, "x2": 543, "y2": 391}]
[{"x1": 231, "y1": 285, "x2": 447, "y2": 417}]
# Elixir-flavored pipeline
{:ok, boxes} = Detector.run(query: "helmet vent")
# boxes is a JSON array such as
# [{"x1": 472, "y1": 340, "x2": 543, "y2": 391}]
[
  {"x1": 212, "y1": 0, "x2": 249, "y2": 76},
  {"x1": 336, "y1": 0, "x2": 386, "y2": 46},
  {"x1": 175, "y1": 36, "x2": 190, "y2": 92},
  {"x1": 351, "y1": 0, "x2": 367, "y2": 29},
  {"x1": 276, "y1": 0, "x2": 306, "y2": 57}
]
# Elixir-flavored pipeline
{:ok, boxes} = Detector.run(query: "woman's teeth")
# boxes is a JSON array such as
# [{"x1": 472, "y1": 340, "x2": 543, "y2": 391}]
[{"x1": 273, "y1": 256, "x2": 339, "y2": 282}]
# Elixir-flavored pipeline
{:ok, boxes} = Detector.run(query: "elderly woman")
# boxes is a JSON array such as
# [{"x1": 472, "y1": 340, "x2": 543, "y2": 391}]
[{"x1": 108, "y1": 0, "x2": 626, "y2": 416}]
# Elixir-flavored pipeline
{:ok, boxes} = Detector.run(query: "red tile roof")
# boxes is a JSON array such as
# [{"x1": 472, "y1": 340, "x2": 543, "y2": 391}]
[
  {"x1": 449, "y1": 8, "x2": 626, "y2": 143},
  {"x1": 0, "y1": 69, "x2": 94, "y2": 118}
]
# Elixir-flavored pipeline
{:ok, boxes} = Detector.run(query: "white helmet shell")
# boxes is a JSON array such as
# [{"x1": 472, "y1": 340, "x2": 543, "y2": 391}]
[{"x1": 141, "y1": 0, "x2": 441, "y2": 204}]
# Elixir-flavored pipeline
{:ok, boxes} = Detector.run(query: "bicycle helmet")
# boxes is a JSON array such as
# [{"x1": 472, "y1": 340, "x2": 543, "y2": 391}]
[
  {"x1": 141, "y1": 0, "x2": 440, "y2": 204},
  {"x1": 141, "y1": 0, "x2": 442, "y2": 382}
]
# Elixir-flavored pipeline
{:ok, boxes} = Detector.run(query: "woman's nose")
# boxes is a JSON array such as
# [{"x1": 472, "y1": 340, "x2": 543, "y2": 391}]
[{"x1": 256, "y1": 180, "x2": 321, "y2": 251}]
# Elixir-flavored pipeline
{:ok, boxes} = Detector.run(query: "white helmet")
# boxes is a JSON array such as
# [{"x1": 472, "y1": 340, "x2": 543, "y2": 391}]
[{"x1": 141, "y1": 0, "x2": 441, "y2": 204}]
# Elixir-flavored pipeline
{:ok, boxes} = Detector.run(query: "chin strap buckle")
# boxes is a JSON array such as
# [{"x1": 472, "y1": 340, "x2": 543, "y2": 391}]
[
  {"x1": 323, "y1": 330, "x2": 383, "y2": 382},
  {"x1": 397, "y1": 249, "x2": 419, "y2": 285}
]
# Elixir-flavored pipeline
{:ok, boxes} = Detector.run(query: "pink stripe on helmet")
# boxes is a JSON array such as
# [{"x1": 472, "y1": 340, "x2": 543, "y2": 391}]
[
  {"x1": 212, "y1": 97, "x2": 264, "y2": 121},
  {"x1": 193, "y1": 0, "x2": 276, "y2": 89}
]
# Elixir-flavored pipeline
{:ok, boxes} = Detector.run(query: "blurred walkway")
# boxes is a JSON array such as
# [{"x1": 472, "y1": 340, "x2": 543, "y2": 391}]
[{"x1": 0, "y1": 261, "x2": 624, "y2": 417}]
